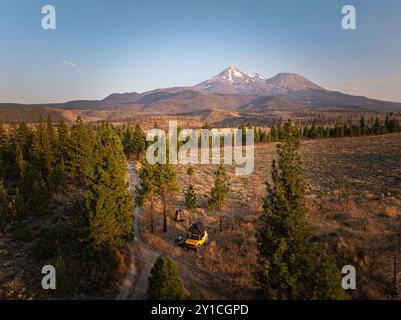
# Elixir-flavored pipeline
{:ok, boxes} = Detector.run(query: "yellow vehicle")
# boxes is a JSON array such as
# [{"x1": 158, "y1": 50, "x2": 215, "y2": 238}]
[{"x1": 185, "y1": 222, "x2": 208, "y2": 250}]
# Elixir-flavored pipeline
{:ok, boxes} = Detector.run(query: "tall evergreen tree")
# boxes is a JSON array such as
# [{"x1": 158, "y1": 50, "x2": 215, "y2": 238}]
[
  {"x1": 360, "y1": 116, "x2": 366, "y2": 135},
  {"x1": 208, "y1": 164, "x2": 230, "y2": 232},
  {"x1": 136, "y1": 161, "x2": 158, "y2": 233},
  {"x1": 255, "y1": 120, "x2": 345, "y2": 300},
  {"x1": 56, "y1": 119, "x2": 69, "y2": 158},
  {"x1": 147, "y1": 256, "x2": 186, "y2": 300},
  {"x1": 155, "y1": 164, "x2": 179, "y2": 232},
  {"x1": 131, "y1": 123, "x2": 146, "y2": 159},
  {"x1": 84, "y1": 122, "x2": 134, "y2": 252},
  {"x1": 66, "y1": 117, "x2": 94, "y2": 185},
  {"x1": 30, "y1": 117, "x2": 55, "y2": 189},
  {"x1": 19, "y1": 162, "x2": 48, "y2": 215},
  {"x1": 0, "y1": 179, "x2": 9, "y2": 221},
  {"x1": 373, "y1": 117, "x2": 381, "y2": 135}
]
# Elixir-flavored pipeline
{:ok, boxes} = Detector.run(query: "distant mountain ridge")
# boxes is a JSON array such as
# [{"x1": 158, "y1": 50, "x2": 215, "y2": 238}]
[{"x1": 1, "y1": 66, "x2": 401, "y2": 122}]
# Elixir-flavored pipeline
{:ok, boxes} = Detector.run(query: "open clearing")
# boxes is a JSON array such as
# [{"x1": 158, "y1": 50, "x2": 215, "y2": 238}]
[{"x1": 129, "y1": 133, "x2": 401, "y2": 299}]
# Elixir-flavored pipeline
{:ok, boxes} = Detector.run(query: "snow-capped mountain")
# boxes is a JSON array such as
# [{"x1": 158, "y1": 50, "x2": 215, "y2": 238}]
[
  {"x1": 192, "y1": 66, "x2": 322, "y2": 95},
  {"x1": 5, "y1": 66, "x2": 401, "y2": 121}
]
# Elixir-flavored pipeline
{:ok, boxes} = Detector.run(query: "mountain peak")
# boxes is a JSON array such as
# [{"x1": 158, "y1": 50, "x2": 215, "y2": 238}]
[
  {"x1": 266, "y1": 72, "x2": 323, "y2": 91},
  {"x1": 193, "y1": 66, "x2": 323, "y2": 95},
  {"x1": 217, "y1": 66, "x2": 251, "y2": 81}
]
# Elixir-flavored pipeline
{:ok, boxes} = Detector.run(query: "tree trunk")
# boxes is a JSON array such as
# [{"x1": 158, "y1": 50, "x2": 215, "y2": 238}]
[
  {"x1": 163, "y1": 194, "x2": 167, "y2": 232},
  {"x1": 219, "y1": 208, "x2": 223, "y2": 232},
  {"x1": 150, "y1": 198, "x2": 154, "y2": 233}
]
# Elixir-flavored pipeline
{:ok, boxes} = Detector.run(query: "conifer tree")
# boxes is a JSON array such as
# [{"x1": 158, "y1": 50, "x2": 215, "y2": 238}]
[
  {"x1": 373, "y1": 117, "x2": 381, "y2": 135},
  {"x1": 270, "y1": 126, "x2": 278, "y2": 141},
  {"x1": 255, "y1": 120, "x2": 345, "y2": 300},
  {"x1": 0, "y1": 179, "x2": 8, "y2": 221},
  {"x1": 19, "y1": 162, "x2": 48, "y2": 215},
  {"x1": 185, "y1": 185, "x2": 197, "y2": 212},
  {"x1": 56, "y1": 119, "x2": 69, "y2": 158},
  {"x1": 384, "y1": 115, "x2": 390, "y2": 133},
  {"x1": 66, "y1": 117, "x2": 94, "y2": 185},
  {"x1": 131, "y1": 123, "x2": 146, "y2": 159},
  {"x1": 30, "y1": 117, "x2": 55, "y2": 189},
  {"x1": 260, "y1": 130, "x2": 267, "y2": 143},
  {"x1": 13, "y1": 122, "x2": 32, "y2": 159},
  {"x1": 187, "y1": 167, "x2": 194, "y2": 184},
  {"x1": 254, "y1": 127, "x2": 260, "y2": 144},
  {"x1": 184, "y1": 167, "x2": 197, "y2": 219},
  {"x1": 147, "y1": 256, "x2": 186, "y2": 300},
  {"x1": 136, "y1": 161, "x2": 158, "y2": 233},
  {"x1": 360, "y1": 116, "x2": 366, "y2": 135},
  {"x1": 208, "y1": 164, "x2": 230, "y2": 232},
  {"x1": 0, "y1": 124, "x2": 9, "y2": 167},
  {"x1": 84, "y1": 122, "x2": 134, "y2": 252},
  {"x1": 155, "y1": 164, "x2": 179, "y2": 232}
]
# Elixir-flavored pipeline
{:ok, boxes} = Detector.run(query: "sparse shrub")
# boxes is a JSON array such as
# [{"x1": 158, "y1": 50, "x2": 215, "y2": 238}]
[
  {"x1": 33, "y1": 238, "x2": 59, "y2": 260},
  {"x1": 13, "y1": 223, "x2": 35, "y2": 242}
]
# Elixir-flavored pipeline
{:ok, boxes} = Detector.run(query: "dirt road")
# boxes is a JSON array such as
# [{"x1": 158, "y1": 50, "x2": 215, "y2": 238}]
[
  {"x1": 117, "y1": 162, "x2": 229, "y2": 300},
  {"x1": 116, "y1": 163, "x2": 159, "y2": 300}
]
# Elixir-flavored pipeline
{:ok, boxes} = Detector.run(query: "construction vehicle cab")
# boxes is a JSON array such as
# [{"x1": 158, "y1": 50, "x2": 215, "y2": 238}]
[{"x1": 185, "y1": 222, "x2": 208, "y2": 250}]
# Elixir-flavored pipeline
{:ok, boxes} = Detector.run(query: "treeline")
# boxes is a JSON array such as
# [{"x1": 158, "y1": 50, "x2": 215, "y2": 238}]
[
  {"x1": 0, "y1": 116, "x2": 134, "y2": 294},
  {"x1": 252, "y1": 115, "x2": 401, "y2": 144}
]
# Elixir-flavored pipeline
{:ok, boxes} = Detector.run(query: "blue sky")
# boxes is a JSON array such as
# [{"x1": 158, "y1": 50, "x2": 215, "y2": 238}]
[{"x1": 1, "y1": 0, "x2": 401, "y2": 103}]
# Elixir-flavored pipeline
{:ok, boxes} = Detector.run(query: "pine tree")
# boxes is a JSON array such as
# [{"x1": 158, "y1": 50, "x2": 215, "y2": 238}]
[
  {"x1": 46, "y1": 114, "x2": 57, "y2": 145},
  {"x1": 384, "y1": 115, "x2": 391, "y2": 133},
  {"x1": 84, "y1": 122, "x2": 134, "y2": 252},
  {"x1": 254, "y1": 127, "x2": 261, "y2": 144},
  {"x1": 155, "y1": 164, "x2": 179, "y2": 232},
  {"x1": 303, "y1": 126, "x2": 309, "y2": 138},
  {"x1": 13, "y1": 122, "x2": 32, "y2": 159},
  {"x1": 270, "y1": 126, "x2": 278, "y2": 141},
  {"x1": 185, "y1": 185, "x2": 197, "y2": 211},
  {"x1": 360, "y1": 116, "x2": 366, "y2": 136},
  {"x1": 310, "y1": 124, "x2": 318, "y2": 139},
  {"x1": 136, "y1": 161, "x2": 158, "y2": 233},
  {"x1": 8, "y1": 188, "x2": 25, "y2": 219},
  {"x1": 208, "y1": 164, "x2": 230, "y2": 232},
  {"x1": 187, "y1": 167, "x2": 194, "y2": 184},
  {"x1": 0, "y1": 124, "x2": 9, "y2": 165},
  {"x1": 373, "y1": 117, "x2": 381, "y2": 135},
  {"x1": 147, "y1": 256, "x2": 186, "y2": 300},
  {"x1": 131, "y1": 124, "x2": 146, "y2": 159},
  {"x1": 66, "y1": 117, "x2": 94, "y2": 185},
  {"x1": 56, "y1": 118, "x2": 69, "y2": 159},
  {"x1": 30, "y1": 117, "x2": 55, "y2": 190},
  {"x1": 255, "y1": 120, "x2": 345, "y2": 300},
  {"x1": 0, "y1": 179, "x2": 9, "y2": 221},
  {"x1": 19, "y1": 162, "x2": 48, "y2": 215}
]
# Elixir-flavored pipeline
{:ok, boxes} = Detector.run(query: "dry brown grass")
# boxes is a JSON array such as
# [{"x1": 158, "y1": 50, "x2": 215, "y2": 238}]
[{"x1": 138, "y1": 133, "x2": 401, "y2": 299}]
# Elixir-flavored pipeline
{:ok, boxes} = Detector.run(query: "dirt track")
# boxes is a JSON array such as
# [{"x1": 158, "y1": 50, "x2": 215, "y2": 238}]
[
  {"x1": 117, "y1": 162, "x2": 229, "y2": 300},
  {"x1": 116, "y1": 163, "x2": 158, "y2": 300}
]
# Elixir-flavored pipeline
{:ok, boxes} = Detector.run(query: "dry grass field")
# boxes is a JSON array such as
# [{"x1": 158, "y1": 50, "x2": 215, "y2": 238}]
[{"x1": 138, "y1": 133, "x2": 401, "y2": 299}]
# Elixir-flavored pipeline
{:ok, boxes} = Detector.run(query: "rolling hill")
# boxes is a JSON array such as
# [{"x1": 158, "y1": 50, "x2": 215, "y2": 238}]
[{"x1": 1, "y1": 66, "x2": 401, "y2": 123}]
